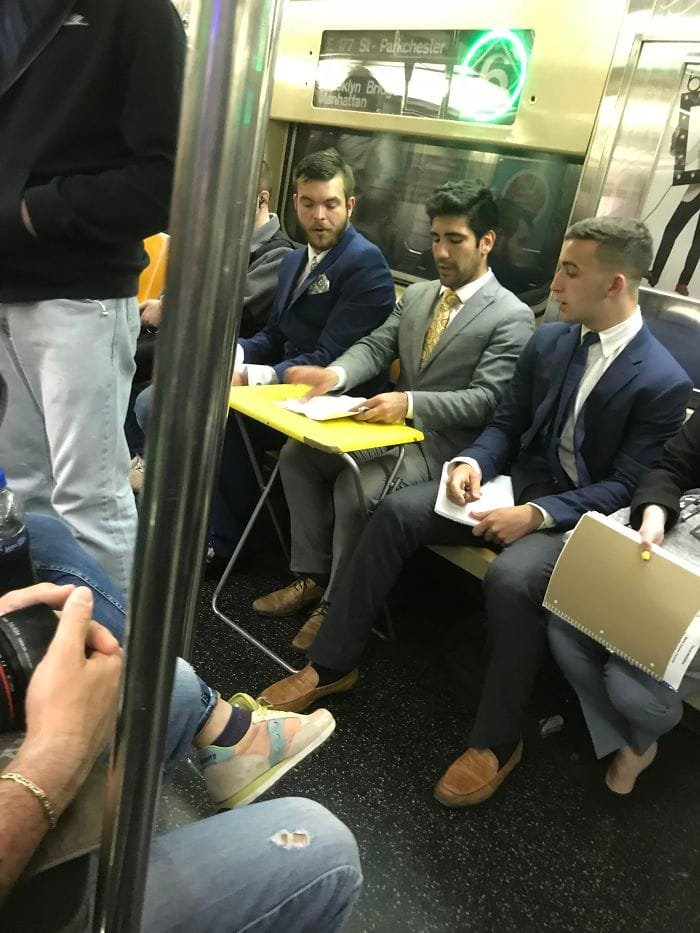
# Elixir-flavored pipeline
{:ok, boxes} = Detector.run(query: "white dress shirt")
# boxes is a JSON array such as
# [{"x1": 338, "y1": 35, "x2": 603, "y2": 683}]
[
  {"x1": 451, "y1": 307, "x2": 644, "y2": 527},
  {"x1": 243, "y1": 246, "x2": 330, "y2": 386},
  {"x1": 329, "y1": 268, "x2": 494, "y2": 416}
]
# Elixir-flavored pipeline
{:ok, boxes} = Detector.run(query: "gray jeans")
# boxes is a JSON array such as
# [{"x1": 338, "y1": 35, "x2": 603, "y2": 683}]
[
  {"x1": 548, "y1": 617, "x2": 700, "y2": 757},
  {"x1": 0, "y1": 297, "x2": 139, "y2": 592}
]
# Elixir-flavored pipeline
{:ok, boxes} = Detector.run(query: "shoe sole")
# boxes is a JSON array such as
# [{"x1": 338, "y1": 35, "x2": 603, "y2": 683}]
[
  {"x1": 217, "y1": 711, "x2": 336, "y2": 809},
  {"x1": 434, "y1": 743, "x2": 523, "y2": 808},
  {"x1": 261, "y1": 669, "x2": 359, "y2": 713}
]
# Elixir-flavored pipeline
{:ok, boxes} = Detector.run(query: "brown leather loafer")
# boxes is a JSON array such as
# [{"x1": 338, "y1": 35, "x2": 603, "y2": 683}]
[
  {"x1": 252, "y1": 577, "x2": 323, "y2": 617},
  {"x1": 292, "y1": 601, "x2": 328, "y2": 652},
  {"x1": 260, "y1": 664, "x2": 358, "y2": 713},
  {"x1": 433, "y1": 740, "x2": 523, "y2": 807}
]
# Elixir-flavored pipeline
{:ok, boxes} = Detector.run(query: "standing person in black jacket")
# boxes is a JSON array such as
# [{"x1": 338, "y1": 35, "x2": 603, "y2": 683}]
[{"x1": 0, "y1": 0, "x2": 186, "y2": 593}]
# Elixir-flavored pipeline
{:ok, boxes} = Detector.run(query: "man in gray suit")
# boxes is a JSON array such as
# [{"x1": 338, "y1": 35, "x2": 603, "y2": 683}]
[{"x1": 253, "y1": 183, "x2": 534, "y2": 650}]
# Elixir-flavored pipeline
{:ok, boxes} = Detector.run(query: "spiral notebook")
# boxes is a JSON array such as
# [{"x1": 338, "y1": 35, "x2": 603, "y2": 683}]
[{"x1": 543, "y1": 512, "x2": 700, "y2": 689}]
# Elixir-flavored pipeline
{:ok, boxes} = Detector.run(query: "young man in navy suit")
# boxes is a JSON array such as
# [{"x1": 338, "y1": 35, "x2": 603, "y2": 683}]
[
  {"x1": 209, "y1": 150, "x2": 395, "y2": 568},
  {"x1": 260, "y1": 216, "x2": 693, "y2": 806}
]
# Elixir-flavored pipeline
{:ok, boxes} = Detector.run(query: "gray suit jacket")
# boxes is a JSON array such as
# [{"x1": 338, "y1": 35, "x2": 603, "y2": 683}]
[{"x1": 334, "y1": 275, "x2": 534, "y2": 477}]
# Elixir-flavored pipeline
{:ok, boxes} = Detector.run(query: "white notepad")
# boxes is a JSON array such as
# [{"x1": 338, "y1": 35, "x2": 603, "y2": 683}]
[
  {"x1": 276, "y1": 395, "x2": 367, "y2": 421},
  {"x1": 433, "y1": 464, "x2": 514, "y2": 526}
]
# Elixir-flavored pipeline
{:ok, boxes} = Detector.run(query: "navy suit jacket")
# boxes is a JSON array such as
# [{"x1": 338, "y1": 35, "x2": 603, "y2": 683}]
[
  {"x1": 458, "y1": 321, "x2": 693, "y2": 530},
  {"x1": 239, "y1": 225, "x2": 395, "y2": 391}
]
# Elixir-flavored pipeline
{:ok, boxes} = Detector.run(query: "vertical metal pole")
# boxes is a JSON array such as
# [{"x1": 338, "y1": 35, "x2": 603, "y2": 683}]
[
  {"x1": 178, "y1": 0, "x2": 283, "y2": 662},
  {"x1": 94, "y1": 1, "x2": 284, "y2": 929}
]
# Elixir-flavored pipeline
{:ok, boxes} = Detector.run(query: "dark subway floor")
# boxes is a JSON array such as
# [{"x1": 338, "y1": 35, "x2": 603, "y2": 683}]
[{"x1": 172, "y1": 543, "x2": 700, "y2": 933}]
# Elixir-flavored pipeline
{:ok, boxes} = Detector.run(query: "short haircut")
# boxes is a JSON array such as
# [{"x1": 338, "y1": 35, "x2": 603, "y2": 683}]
[
  {"x1": 425, "y1": 183, "x2": 499, "y2": 243},
  {"x1": 565, "y1": 216, "x2": 653, "y2": 284},
  {"x1": 293, "y1": 149, "x2": 355, "y2": 199},
  {"x1": 258, "y1": 159, "x2": 273, "y2": 196}
]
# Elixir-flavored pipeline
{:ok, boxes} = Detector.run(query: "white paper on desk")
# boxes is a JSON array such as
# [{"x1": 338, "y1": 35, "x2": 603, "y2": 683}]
[
  {"x1": 276, "y1": 395, "x2": 368, "y2": 421},
  {"x1": 433, "y1": 463, "x2": 514, "y2": 526},
  {"x1": 233, "y1": 343, "x2": 245, "y2": 373}
]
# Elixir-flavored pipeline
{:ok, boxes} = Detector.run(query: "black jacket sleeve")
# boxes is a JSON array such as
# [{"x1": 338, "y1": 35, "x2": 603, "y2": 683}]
[
  {"x1": 630, "y1": 409, "x2": 700, "y2": 529},
  {"x1": 23, "y1": 0, "x2": 185, "y2": 244}
]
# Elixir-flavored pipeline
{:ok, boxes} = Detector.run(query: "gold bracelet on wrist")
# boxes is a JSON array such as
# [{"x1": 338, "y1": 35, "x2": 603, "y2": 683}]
[{"x1": 1, "y1": 771, "x2": 58, "y2": 829}]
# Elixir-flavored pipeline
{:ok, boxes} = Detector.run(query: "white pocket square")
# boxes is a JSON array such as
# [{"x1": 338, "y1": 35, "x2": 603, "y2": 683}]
[{"x1": 307, "y1": 273, "x2": 330, "y2": 295}]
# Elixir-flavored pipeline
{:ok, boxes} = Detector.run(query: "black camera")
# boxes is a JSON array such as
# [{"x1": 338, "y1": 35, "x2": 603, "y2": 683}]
[{"x1": 0, "y1": 604, "x2": 57, "y2": 732}]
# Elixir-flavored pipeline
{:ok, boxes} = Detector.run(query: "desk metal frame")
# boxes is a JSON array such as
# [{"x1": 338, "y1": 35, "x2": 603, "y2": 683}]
[{"x1": 212, "y1": 390, "x2": 422, "y2": 673}]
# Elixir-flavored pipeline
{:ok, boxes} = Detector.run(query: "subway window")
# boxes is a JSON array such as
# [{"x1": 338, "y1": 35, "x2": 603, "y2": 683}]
[{"x1": 282, "y1": 123, "x2": 582, "y2": 303}]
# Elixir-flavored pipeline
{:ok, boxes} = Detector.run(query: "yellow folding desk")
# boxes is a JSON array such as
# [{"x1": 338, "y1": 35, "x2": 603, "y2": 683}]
[{"x1": 212, "y1": 384, "x2": 424, "y2": 673}]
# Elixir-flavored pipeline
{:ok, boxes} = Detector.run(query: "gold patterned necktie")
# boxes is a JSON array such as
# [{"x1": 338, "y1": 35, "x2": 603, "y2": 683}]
[{"x1": 420, "y1": 289, "x2": 461, "y2": 364}]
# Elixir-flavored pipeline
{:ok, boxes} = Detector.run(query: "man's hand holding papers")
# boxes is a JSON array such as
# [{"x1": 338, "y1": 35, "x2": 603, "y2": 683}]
[
  {"x1": 351, "y1": 392, "x2": 408, "y2": 424},
  {"x1": 435, "y1": 464, "x2": 539, "y2": 545}
]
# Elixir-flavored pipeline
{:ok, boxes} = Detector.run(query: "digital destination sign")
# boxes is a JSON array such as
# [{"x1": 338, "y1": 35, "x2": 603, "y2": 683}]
[{"x1": 314, "y1": 29, "x2": 534, "y2": 126}]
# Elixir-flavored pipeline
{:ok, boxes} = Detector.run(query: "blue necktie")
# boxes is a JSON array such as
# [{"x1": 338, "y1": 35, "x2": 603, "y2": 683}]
[{"x1": 547, "y1": 330, "x2": 600, "y2": 488}]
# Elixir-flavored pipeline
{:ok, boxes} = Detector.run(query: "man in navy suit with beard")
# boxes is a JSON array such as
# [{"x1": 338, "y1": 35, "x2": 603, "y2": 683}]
[
  {"x1": 261, "y1": 216, "x2": 692, "y2": 807},
  {"x1": 208, "y1": 149, "x2": 395, "y2": 569}
]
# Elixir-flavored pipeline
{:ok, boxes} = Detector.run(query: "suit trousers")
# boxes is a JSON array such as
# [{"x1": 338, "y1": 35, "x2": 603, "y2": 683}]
[
  {"x1": 0, "y1": 298, "x2": 139, "y2": 593},
  {"x1": 279, "y1": 438, "x2": 431, "y2": 602},
  {"x1": 548, "y1": 617, "x2": 700, "y2": 758},
  {"x1": 308, "y1": 480, "x2": 565, "y2": 747}
]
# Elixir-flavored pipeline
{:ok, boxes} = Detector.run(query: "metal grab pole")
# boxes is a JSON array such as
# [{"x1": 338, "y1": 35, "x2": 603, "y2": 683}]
[
  {"x1": 178, "y1": 0, "x2": 284, "y2": 663},
  {"x1": 94, "y1": 1, "x2": 284, "y2": 929}
]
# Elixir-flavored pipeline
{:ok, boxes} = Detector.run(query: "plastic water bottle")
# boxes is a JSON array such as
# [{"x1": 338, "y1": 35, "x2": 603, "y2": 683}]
[{"x1": 0, "y1": 469, "x2": 36, "y2": 595}]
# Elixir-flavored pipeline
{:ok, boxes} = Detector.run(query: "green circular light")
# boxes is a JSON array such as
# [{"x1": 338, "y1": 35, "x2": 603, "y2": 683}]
[{"x1": 457, "y1": 30, "x2": 529, "y2": 123}]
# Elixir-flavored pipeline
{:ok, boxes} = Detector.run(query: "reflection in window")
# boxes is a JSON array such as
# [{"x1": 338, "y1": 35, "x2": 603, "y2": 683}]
[
  {"x1": 315, "y1": 62, "x2": 404, "y2": 115},
  {"x1": 283, "y1": 124, "x2": 582, "y2": 306},
  {"x1": 405, "y1": 65, "x2": 448, "y2": 118}
]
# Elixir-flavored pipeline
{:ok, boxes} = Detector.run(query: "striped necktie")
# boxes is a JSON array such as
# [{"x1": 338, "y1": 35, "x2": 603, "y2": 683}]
[{"x1": 420, "y1": 289, "x2": 461, "y2": 364}]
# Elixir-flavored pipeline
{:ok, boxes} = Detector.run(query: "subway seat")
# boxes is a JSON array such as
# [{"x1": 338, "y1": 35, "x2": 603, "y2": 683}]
[{"x1": 427, "y1": 543, "x2": 497, "y2": 580}]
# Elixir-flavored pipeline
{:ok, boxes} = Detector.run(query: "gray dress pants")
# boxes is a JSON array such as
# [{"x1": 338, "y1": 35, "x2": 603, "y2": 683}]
[
  {"x1": 279, "y1": 438, "x2": 431, "y2": 602},
  {"x1": 548, "y1": 617, "x2": 700, "y2": 757}
]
